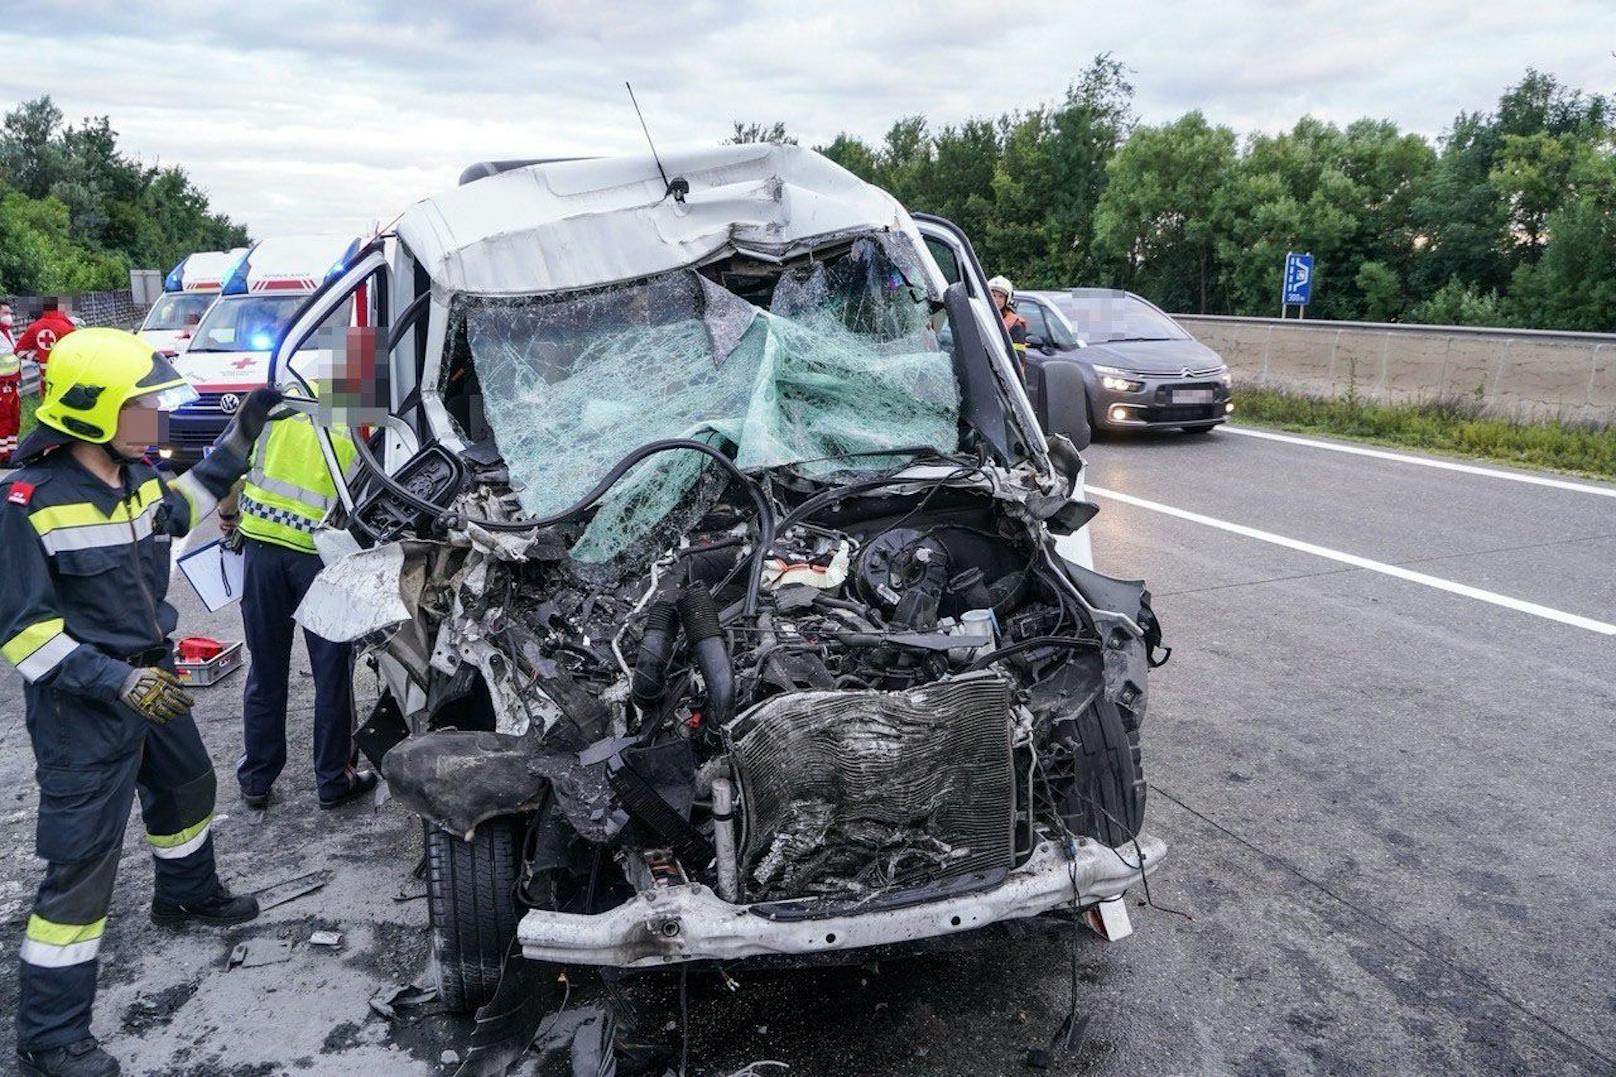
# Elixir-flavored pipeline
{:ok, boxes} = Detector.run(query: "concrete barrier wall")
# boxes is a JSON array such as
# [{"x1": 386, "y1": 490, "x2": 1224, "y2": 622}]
[{"x1": 1174, "y1": 315, "x2": 1616, "y2": 426}]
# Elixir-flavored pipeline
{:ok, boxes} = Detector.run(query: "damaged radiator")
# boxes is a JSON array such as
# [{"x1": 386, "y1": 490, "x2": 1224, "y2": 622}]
[{"x1": 729, "y1": 672, "x2": 1015, "y2": 903}]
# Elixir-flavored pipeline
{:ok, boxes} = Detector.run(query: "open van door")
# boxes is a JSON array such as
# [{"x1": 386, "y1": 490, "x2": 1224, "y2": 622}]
[
  {"x1": 911, "y1": 213, "x2": 1093, "y2": 568},
  {"x1": 267, "y1": 240, "x2": 434, "y2": 526}
]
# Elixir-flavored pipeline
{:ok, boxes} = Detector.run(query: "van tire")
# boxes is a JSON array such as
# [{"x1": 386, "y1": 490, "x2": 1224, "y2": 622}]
[{"x1": 425, "y1": 816, "x2": 523, "y2": 1012}]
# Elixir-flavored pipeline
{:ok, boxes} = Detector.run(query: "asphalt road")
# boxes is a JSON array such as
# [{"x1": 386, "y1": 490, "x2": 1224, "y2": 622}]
[{"x1": 0, "y1": 426, "x2": 1612, "y2": 1075}]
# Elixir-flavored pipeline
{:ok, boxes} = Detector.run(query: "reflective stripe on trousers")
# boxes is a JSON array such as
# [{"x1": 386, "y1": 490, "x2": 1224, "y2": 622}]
[{"x1": 19, "y1": 914, "x2": 106, "y2": 968}]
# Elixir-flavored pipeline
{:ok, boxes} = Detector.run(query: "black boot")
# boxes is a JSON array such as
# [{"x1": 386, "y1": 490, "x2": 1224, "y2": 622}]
[
  {"x1": 151, "y1": 884, "x2": 260, "y2": 928},
  {"x1": 319, "y1": 769, "x2": 379, "y2": 810},
  {"x1": 17, "y1": 1037, "x2": 121, "y2": 1076}
]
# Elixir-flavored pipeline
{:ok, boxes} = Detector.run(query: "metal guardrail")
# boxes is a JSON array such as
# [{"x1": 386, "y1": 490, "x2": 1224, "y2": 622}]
[{"x1": 1172, "y1": 313, "x2": 1616, "y2": 345}]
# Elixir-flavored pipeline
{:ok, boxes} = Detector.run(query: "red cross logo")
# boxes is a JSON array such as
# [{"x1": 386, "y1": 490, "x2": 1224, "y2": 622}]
[{"x1": 231, "y1": 356, "x2": 256, "y2": 370}]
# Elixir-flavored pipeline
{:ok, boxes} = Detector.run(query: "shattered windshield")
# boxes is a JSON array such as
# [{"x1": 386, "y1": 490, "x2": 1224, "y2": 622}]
[{"x1": 457, "y1": 234, "x2": 960, "y2": 561}]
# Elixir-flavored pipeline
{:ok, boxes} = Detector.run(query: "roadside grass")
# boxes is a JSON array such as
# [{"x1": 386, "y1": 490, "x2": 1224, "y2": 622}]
[
  {"x1": 1234, "y1": 387, "x2": 1616, "y2": 480},
  {"x1": 21, "y1": 391, "x2": 38, "y2": 437}
]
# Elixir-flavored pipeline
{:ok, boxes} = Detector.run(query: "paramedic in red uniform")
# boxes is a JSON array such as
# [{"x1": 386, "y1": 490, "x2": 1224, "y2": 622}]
[{"x1": 14, "y1": 297, "x2": 77, "y2": 371}]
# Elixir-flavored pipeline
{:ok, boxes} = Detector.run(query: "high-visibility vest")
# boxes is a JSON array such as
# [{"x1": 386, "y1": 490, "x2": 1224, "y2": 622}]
[{"x1": 238, "y1": 414, "x2": 356, "y2": 553}]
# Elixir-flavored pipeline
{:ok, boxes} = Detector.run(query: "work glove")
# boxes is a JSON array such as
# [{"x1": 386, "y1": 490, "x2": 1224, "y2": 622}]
[
  {"x1": 120, "y1": 666, "x2": 194, "y2": 724},
  {"x1": 216, "y1": 387, "x2": 286, "y2": 458}
]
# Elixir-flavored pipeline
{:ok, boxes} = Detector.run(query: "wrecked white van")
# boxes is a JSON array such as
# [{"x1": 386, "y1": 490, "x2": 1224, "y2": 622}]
[{"x1": 275, "y1": 145, "x2": 1168, "y2": 1011}]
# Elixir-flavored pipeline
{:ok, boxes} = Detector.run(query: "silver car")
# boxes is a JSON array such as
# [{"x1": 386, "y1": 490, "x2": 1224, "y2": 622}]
[{"x1": 1019, "y1": 288, "x2": 1233, "y2": 434}]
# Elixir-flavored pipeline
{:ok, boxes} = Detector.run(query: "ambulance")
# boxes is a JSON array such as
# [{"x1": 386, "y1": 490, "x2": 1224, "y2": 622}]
[
  {"x1": 137, "y1": 248, "x2": 247, "y2": 356},
  {"x1": 166, "y1": 234, "x2": 362, "y2": 464}
]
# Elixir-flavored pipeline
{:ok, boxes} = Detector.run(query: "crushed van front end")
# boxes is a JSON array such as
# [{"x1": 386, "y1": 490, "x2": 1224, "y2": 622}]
[{"x1": 295, "y1": 146, "x2": 1171, "y2": 1008}]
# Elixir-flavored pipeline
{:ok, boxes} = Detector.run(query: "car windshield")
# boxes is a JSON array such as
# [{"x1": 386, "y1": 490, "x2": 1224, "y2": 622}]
[
  {"x1": 141, "y1": 293, "x2": 213, "y2": 331},
  {"x1": 454, "y1": 233, "x2": 960, "y2": 561},
  {"x1": 189, "y1": 294, "x2": 303, "y2": 352},
  {"x1": 1049, "y1": 292, "x2": 1188, "y2": 344}
]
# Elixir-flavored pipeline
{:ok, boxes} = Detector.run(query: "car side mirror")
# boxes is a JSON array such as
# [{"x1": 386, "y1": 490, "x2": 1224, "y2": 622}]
[
  {"x1": 1026, "y1": 333, "x2": 1046, "y2": 352},
  {"x1": 1035, "y1": 360, "x2": 1092, "y2": 451}
]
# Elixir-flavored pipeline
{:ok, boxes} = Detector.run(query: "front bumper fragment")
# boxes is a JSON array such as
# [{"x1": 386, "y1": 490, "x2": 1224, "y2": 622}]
[{"x1": 517, "y1": 834, "x2": 1166, "y2": 968}]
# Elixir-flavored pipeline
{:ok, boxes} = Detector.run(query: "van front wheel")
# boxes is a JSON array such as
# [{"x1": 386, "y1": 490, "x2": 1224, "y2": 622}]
[{"x1": 424, "y1": 815, "x2": 523, "y2": 1012}]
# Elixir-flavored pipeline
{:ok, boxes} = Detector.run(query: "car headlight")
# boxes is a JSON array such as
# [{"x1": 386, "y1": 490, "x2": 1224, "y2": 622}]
[{"x1": 1095, "y1": 366, "x2": 1145, "y2": 393}]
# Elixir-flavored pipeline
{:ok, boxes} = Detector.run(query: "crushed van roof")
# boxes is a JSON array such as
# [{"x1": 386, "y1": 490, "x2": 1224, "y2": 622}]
[{"x1": 396, "y1": 144, "x2": 918, "y2": 296}]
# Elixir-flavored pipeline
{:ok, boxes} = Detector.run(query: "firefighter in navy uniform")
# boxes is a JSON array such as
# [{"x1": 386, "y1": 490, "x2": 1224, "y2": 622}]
[{"x1": 0, "y1": 329, "x2": 281, "y2": 1077}]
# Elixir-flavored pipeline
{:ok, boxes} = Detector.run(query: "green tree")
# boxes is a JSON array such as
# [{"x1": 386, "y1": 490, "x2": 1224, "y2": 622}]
[
  {"x1": 1406, "y1": 277, "x2": 1508, "y2": 326},
  {"x1": 0, "y1": 96, "x2": 66, "y2": 199},
  {"x1": 984, "y1": 108, "x2": 1060, "y2": 284},
  {"x1": 1411, "y1": 69, "x2": 1611, "y2": 297},
  {"x1": 1354, "y1": 261, "x2": 1403, "y2": 321},
  {"x1": 816, "y1": 133, "x2": 878, "y2": 179},
  {"x1": 726, "y1": 121, "x2": 796, "y2": 145},
  {"x1": 1021, "y1": 54, "x2": 1135, "y2": 284},
  {"x1": 1202, "y1": 115, "x2": 1435, "y2": 319},
  {"x1": 819, "y1": 65, "x2": 1610, "y2": 330},
  {"x1": 1505, "y1": 151, "x2": 1616, "y2": 330},
  {"x1": 1489, "y1": 131, "x2": 1595, "y2": 255},
  {"x1": 0, "y1": 94, "x2": 248, "y2": 293},
  {"x1": 1092, "y1": 111, "x2": 1236, "y2": 312},
  {"x1": 0, "y1": 191, "x2": 127, "y2": 292}
]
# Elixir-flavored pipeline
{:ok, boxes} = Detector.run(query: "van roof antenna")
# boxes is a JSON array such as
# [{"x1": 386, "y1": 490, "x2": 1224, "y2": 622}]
[{"x1": 626, "y1": 81, "x2": 687, "y2": 203}]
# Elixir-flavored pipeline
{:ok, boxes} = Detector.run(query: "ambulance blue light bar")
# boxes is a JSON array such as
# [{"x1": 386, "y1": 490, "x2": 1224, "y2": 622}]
[
  {"x1": 163, "y1": 259, "x2": 186, "y2": 293},
  {"x1": 220, "y1": 245, "x2": 256, "y2": 296},
  {"x1": 325, "y1": 237, "x2": 364, "y2": 282}
]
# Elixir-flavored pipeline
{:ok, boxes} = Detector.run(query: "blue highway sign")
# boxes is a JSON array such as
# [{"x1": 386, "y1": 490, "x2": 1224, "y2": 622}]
[{"x1": 1284, "y1": 252, "x2": 1314, "y2": 306}]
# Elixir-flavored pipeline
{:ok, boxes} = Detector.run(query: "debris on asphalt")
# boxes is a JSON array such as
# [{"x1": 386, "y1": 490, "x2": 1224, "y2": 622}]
[
  {"x1": 451, "y1": 955, "x2": 557, "y2": 1077},
  {"x1": 251, "y1": 870, "x2": 331, "y2": 912},
  {"x1": 523, "y1": 1004, "x2": 617, "y2": 1075},
  {"x1": 369, "y1": 981, "x2": 443, "y2": 1021},
  {"x1": 392, "y1": 889, "x2": 428, "y2": 903},
  {"x1": 1024, "y1": 1012, "x2": 1092, "y2": 1069},
  {"x1": 228, "y1": 938, "x2": 294, "y2": 969},
  {"x1": 120, "y1": 980, "x2": 201, "y2": 1034},
  {"x1": 309, "y1": 930, "x2": 343, "y2": 947},
  {"x1": 518, "y1": 999, "x2": 674, "y2": 1077},
  {"x1": 440, "y1": 1049, "x2": 460, "y2": 1065},
  {"x1": 724, "y1": 1063, "x2": 790, "y2": 1077}
]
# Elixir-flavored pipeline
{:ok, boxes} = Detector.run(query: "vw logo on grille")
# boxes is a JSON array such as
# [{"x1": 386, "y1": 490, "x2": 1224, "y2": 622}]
[{"x1": 218, "y1": 393, "x2": 242, "y2": 415}]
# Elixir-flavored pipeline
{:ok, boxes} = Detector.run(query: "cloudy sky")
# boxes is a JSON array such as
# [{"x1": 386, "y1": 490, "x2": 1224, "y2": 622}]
[{"x1": 5, "y1": 1, "x2": 1612, "y2": 238}]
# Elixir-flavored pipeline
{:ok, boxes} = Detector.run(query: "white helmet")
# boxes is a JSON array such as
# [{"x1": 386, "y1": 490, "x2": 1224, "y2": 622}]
[{"x1": 987, "y1": 275, "x2": 1014, "y2": 302}]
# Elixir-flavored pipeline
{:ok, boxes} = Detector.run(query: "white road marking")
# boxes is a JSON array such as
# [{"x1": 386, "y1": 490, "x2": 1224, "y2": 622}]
[
  {"x1": 1086, "y1": 484, "x2": 1616, "y2": 636},
  {"x1": 1222, "y1": 425, "x2": 1616, "y2": 499}
]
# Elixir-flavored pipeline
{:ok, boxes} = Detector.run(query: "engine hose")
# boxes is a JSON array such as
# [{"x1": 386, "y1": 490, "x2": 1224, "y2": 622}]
[
  {"x1": 678, "y1": 587, "x2": 735, "y2": 728},
  {"x1": 961, "y1": 635, "x2": 1100, "y2": 672},
  {"x1": 630, "y1": 601, "x2": 680, "y2": 713},
  {"x1": 347, "y1": 434, "x2": 775, "y2": 614}
]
